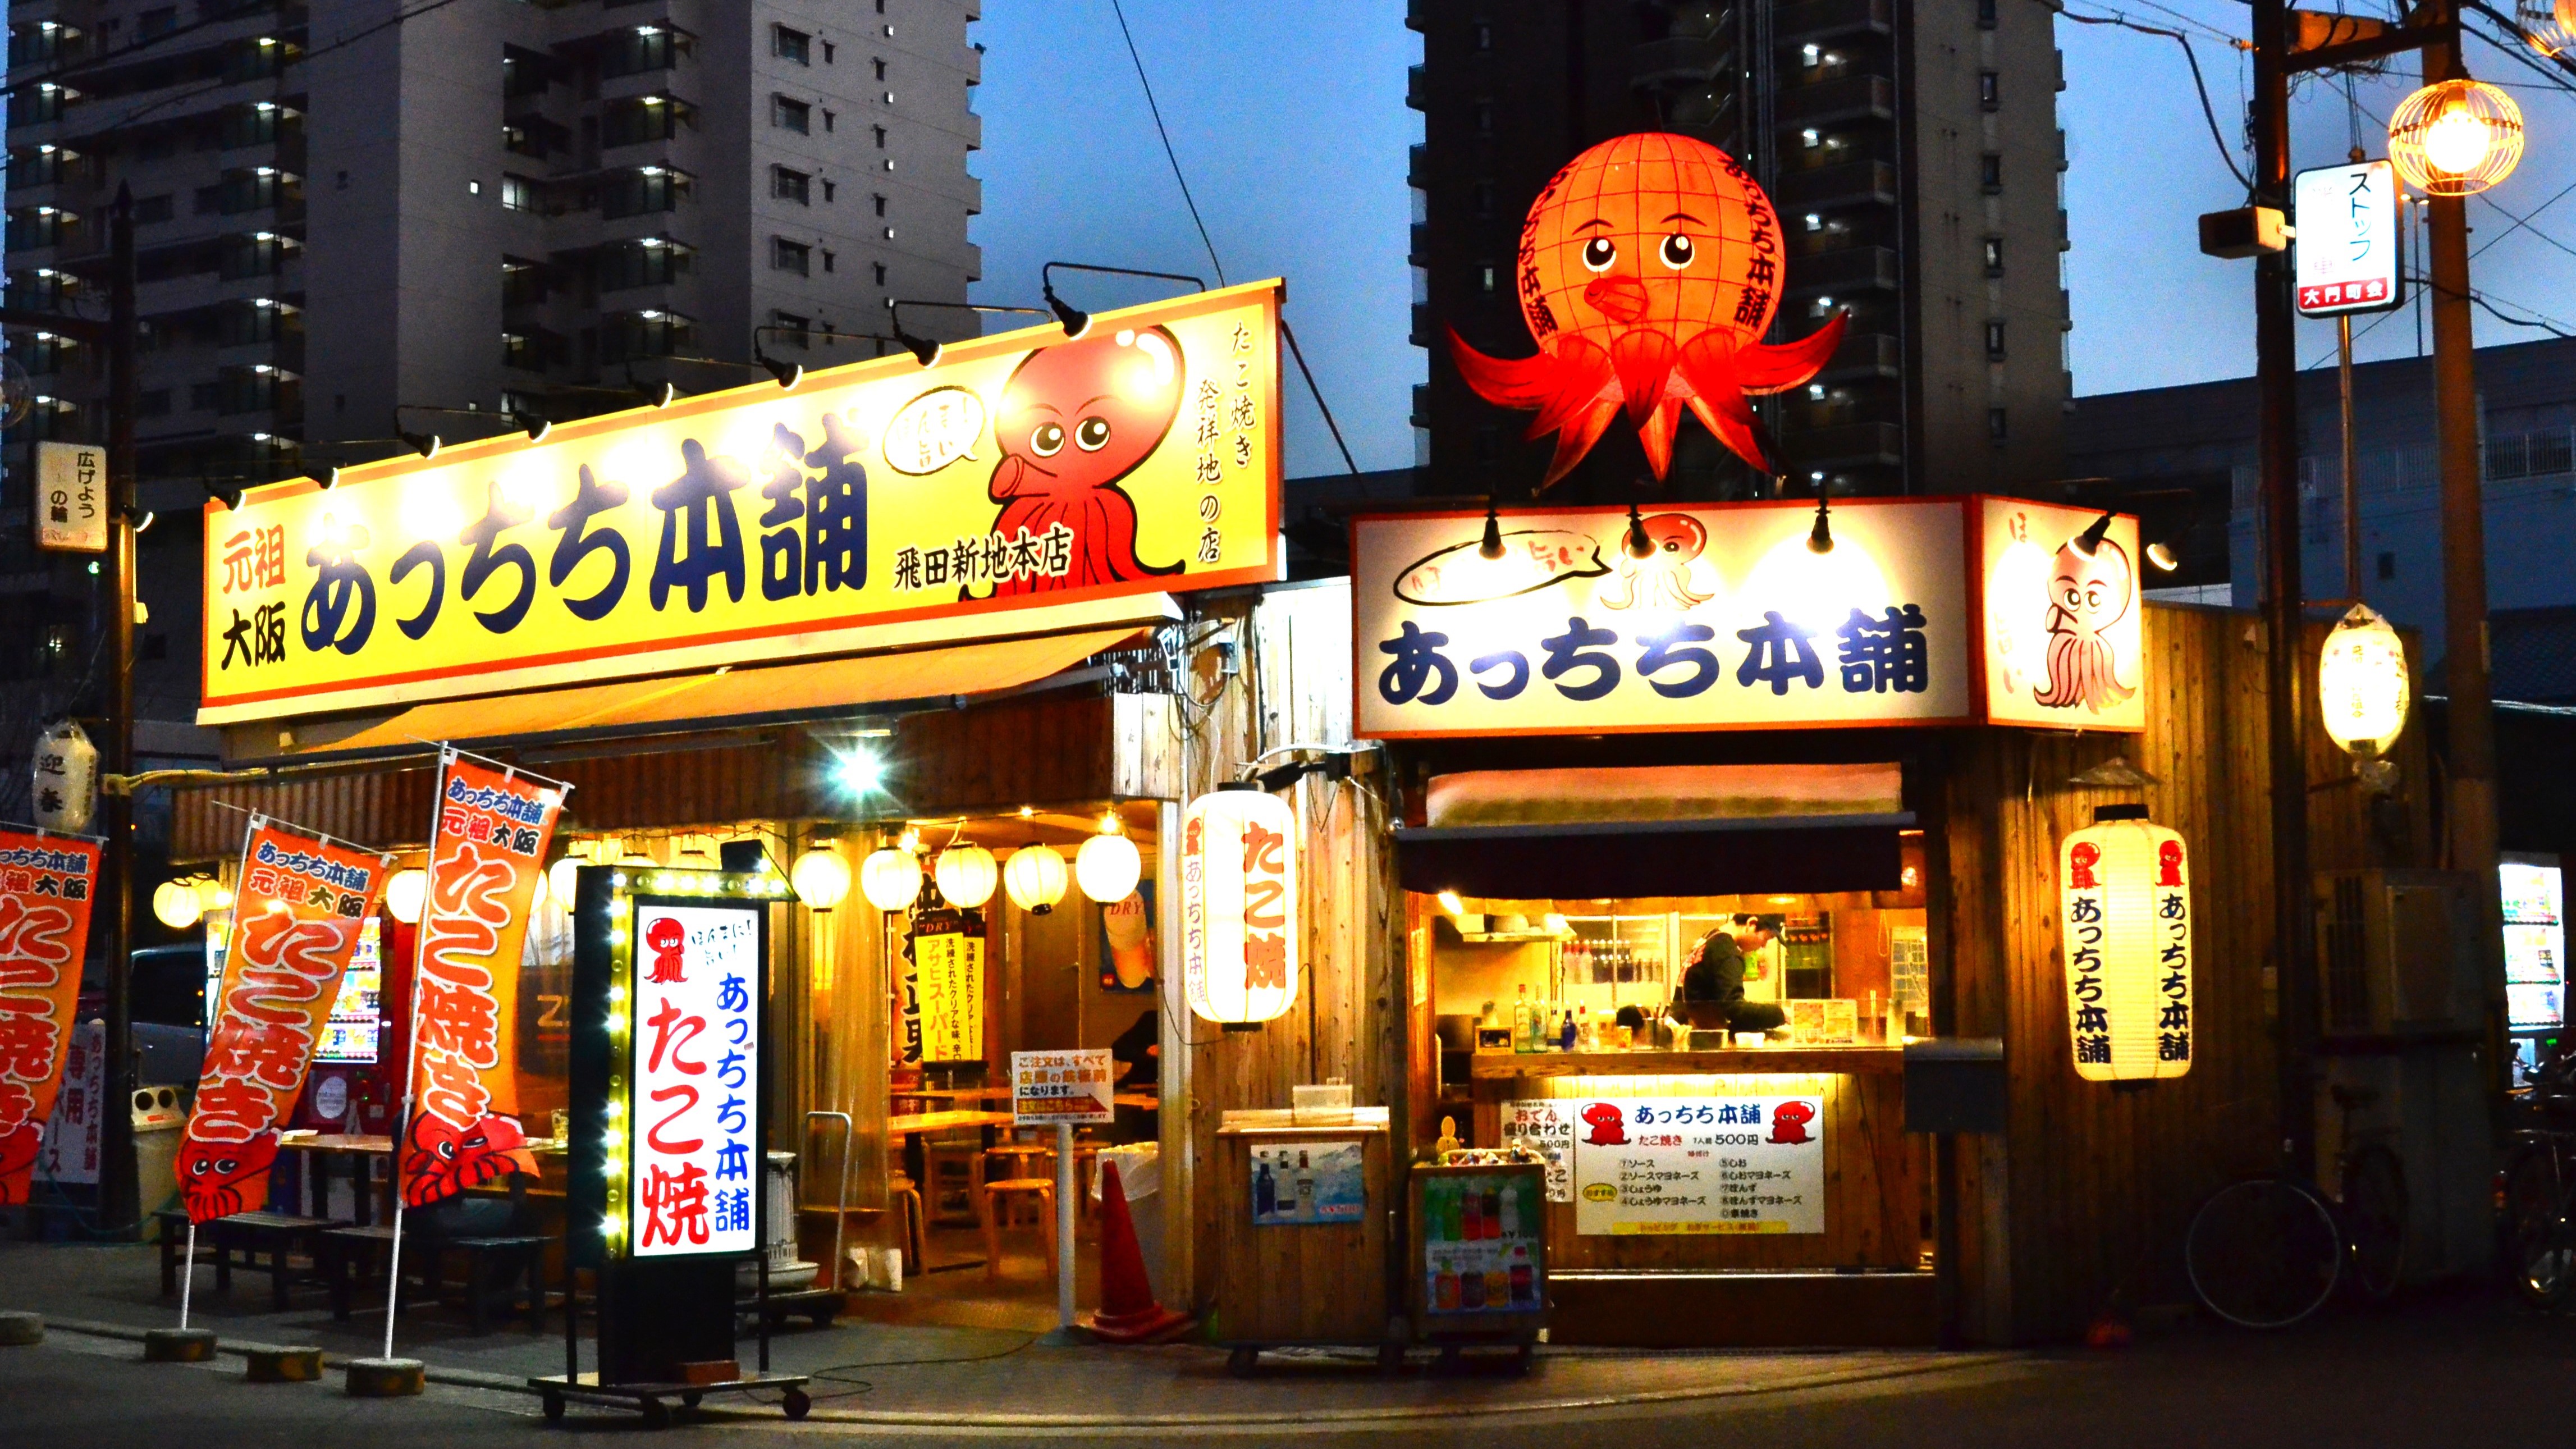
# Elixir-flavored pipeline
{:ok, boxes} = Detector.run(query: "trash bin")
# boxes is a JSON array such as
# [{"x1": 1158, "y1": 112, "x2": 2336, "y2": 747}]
[
  {"x1": 132, "y1": 1085, "x2": 185, "y2": 1238},
  {"x1": 1091, "y1": 1142, "x2": 1166, "y2": 1304}
]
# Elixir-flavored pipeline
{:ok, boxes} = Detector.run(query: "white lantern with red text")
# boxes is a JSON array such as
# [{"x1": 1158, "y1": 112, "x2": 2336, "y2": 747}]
[
  {"x1": 2318, "y1": 604, "x2": 2410, "y2": 758},
  {"x1": 2058, "y1": 805, "x2": 2194, "y2": 1082},
  {"x1": 1180, "y1": 784, "x2": 1298, "y2": 1026}
]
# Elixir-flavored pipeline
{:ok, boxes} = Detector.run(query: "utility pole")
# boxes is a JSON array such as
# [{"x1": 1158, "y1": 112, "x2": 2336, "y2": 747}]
[
  {"x1": 2250, "y1": 0, "x2": 2318, "y2": 1178},
  {"x1": 99, "y1": 185, "x2": 138, "y2": 1235},
  {"x1": 2417, "y1": 0, "x2": 2507, "y2": 1098}
]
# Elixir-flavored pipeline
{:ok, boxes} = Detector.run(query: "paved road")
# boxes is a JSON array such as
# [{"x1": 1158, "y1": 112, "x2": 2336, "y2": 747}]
[{"x1": 9, "y1": 1283, "x2": 2576, "y2": 1446}]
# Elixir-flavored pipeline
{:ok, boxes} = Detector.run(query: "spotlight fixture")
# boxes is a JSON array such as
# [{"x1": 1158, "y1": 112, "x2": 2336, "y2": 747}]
[
  {"x1": 1042, "y1": 284, "x2": 1091, "y2": 339},
  {"x1": 895, "y1": 326, "x2": 942, "y2": 368},
  {"x1": 397, "y1": 429, "x2": 441, "y2": 460},
  {"x1": 1625, "y1": 501, "x2": 1654, "y2": 560},
  {"x1": 2074, "y1": 511, "x2": 2116, "y2": 556},
  {"x1": 519, "y1": 413, "x2": 552, "y2": 443},
  {"x1": 1807, "y1": 490, "x2": 1835, "y2": 555},
  {"x1": 2146, "y1": 541, "x2": 2179, "y2": 572},
  {"x1": 761, "y1": 354, "x2": 804, "y2": 388},
  {"x1": 1479, "y1": 499, "x2": 1506, "y2": 560}
]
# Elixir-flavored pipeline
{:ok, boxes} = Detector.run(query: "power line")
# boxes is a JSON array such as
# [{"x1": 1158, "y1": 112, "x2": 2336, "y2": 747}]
[
  {"x1": 1106, "y1": 0, "x2": 1227, "y2": 287},
  {"x1": 2043, "y1": 0, "x2": 2256, "y2": 191}
]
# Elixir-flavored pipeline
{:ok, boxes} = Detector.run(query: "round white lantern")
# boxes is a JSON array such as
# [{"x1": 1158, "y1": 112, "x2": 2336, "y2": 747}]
[
  {"x1": 31, "y1": 720, "x2": 98, "y2": 835},
  {"x1": 1003, "y1": 844, "x2": 1070, "y2": 915},
  {"x1": 386, "y1": 867, "x2": 428, "y2": 925},
  {"x1": 1075, "y1": 820, "x2": 1142, "y2": 905},
  {"x1": 791, "y1": 845, "x2": 853, "y2": 911},
  {"x1": 933, "y1": 843, "x2": 998, "y2": 909},
  {"x1": 2057, "y1": 806, "x2": 2193, "y2": 1082},
  {"x1": 547, "y1": 854, "x2": 583, "y2": 909},
  {"x1": 2318, "y1": 604, "x2": 2410, "y2": 758},
  {"x1": 152, "y1": 878, "x2": 204, "y2": 930},
  {"x1": 1180, "y1": 785, "x2": 1300, "y2": 1026},
  {"x1": 859, "y1": 843, "x2": 923, "y2": 912},
  {"x1": 194, "y1": 878, "x2": 235, "y2": 913}
]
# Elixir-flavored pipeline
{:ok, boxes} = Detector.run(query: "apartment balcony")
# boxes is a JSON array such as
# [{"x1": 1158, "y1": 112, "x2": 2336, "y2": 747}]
[
  {"x1": 1783, "y1": 245, "x2": 1897, "y2": 298},
  {"x1": 1774, "y1": 159, "x2": 1897, "y2": 210},
  {"x1": 1406, "y1": 0, "x2": 1429, "y2": 33},
  {"x1": 1777, "y1": 0, "x2": 1895, "y2": 45},
  {"x1": 1776, "y1": 74, "x2": 1894, "y2": 125},
  {"x1": 1632, "y1": 34, "x2": 1736, "y2": 85},
  {"x1": 1409, "y1": 142, "x2": 1428, "y2": 189},
  {"x1": 1407, "y1": 63, "x2": 1427, "y2": 111},
  {"x1": 1815, "y1": 330, "x2": 1901, "y2": 382}
]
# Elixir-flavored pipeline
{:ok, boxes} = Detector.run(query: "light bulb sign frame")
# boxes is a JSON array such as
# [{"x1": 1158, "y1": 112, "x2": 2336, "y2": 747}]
[
  {"x1": 568, "y1": 866, "x2": 789, "y2": 1267},
  {"x1": 2293, "y1": 160, "x2": 2404, "y2": 318},
  {"x1": 1352, "y1": 496, "x2": 2145, "y2": 738}
]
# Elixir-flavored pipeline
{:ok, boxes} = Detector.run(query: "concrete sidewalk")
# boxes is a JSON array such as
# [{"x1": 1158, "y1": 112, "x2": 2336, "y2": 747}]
[{"x1": 0, "y1": 1240, "x2": 2016, "y2": 1429}]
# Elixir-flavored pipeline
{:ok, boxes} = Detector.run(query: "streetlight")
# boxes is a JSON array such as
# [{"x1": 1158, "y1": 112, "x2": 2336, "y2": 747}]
[{"x1": 2388, "y1": 79, "x2": 2524, "y2": 196}]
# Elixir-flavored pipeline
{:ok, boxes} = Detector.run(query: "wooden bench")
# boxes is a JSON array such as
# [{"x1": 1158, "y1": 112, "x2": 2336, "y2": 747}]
[
  {"x1": 322, "y1": 1226, "x2": 548, "y2": 1333},
  {"x1": 156, "y1": 1209, "x2": 336, "y2": 1311}
]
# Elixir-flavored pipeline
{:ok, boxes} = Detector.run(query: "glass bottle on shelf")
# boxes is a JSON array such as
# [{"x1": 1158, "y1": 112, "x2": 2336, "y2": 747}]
[{"x1": 1512, "y1": 985, "x2": 1534, "y2": 1053}]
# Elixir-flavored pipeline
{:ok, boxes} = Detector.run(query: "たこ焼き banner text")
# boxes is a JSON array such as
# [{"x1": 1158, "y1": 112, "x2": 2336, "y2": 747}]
[
  {"x1": 1350, "y1": 496, "x2": 2144, "y2": 738},
  {"x1": 198, "y1": 283, "x2": 1285, "y2": 724}
]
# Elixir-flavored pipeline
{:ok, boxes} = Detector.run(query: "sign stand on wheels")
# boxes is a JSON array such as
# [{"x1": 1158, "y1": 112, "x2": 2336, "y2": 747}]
[{"x1": 541, "y1": 863, "x2": 809, "y2": 1427}]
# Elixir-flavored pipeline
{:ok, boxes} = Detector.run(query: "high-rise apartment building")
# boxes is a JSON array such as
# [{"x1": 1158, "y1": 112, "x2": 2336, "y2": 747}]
[
  {"x1": 1406, "y1": 0, "x2": 2070, "y2": 501},
  {"x1": 7, "y1": 0, "x2": 985, "y2": 487}
]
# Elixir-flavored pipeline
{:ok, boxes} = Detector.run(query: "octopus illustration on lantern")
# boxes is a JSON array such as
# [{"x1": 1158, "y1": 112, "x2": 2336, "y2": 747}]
[
  {"x1": 2033, "y1": 514, "x2": 2139, "y2": 713},
  {"x1": 983, "y1": 326, "x2": 1187, "y2": 595},
  {"x1": 1595, "y1": 511, "x2": 1715, "y2": 611},
  {"x1": 1448, "y1": 132, "x2": 1848, "y2": 486}
]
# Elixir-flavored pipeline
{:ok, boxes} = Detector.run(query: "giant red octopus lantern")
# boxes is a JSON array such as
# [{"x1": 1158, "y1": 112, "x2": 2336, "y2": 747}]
[{"x1": 1449, "y1": 132, "x2": 1847, "y2": 486}]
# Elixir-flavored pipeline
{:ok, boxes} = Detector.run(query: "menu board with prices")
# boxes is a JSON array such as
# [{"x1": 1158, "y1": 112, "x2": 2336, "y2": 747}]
[
  {"x1": 1417, "y1": 1166, "x2": 1545, "y2": 1321},
  {"x1": 1500, "y1": 1099, "x2": 1575, "y2": 1203},
  {"x1": 1572, "y1": 1096, "x2": 1825, "y2": 1236}
]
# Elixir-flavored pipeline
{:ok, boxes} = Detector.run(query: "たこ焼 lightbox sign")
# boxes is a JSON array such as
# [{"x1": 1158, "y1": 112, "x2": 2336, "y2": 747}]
[
  {"x1": 196, "y1": 281, "x2": 1285, "y2": 725},
  {"x1": 569, "y1": 867, "x2": 789, "y2": 1262},
  {"x1": 1351, "y1": 497, "x2": 2147, "y2": 739}
]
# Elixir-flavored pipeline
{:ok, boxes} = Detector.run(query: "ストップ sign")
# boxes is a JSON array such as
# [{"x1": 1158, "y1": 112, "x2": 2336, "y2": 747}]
[{"x1": 0, "y1": 831, "x2": 99, "y2": 1205}]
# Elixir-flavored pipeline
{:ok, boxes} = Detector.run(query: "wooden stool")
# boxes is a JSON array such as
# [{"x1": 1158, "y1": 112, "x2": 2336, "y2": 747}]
[
  {"x1": 980, "y1": 1179, "x2": 1055, "y2": 1281},
  {"x1": 984, "y1": 1142, "x2": 1052, "y2": 1183},
  {"x1": 887, "y1": 1172, "x2": 927, "y2": 1273}
]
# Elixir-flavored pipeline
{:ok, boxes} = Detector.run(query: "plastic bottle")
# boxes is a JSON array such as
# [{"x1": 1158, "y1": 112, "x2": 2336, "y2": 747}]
[
  {"x1": 1461, "y1": 1182, "x2": 1484, "y2": 1241},
  {"x1": 1484, "y1": 1264, "x2": 1511, "y2": 1308},
  {"x1": 1481, "y1": 1186, "x2": 1503, "y2": 1240},
  {"x1": 1513, "y1": 985, "x2": 1535, "y2": 1053},
  {"x1": 1435, "y1": 1264, "x2": 1461, "y2": 1311},
  {"x1": 1509, "y1": 1245, "x2": 1536, "y2": 1306},
  {"x1": 1497, "y1": 1177, "x2": 1519, "y2": 1237},
  {"x1": 1462, "y1": 1266, "x2": 1487, "y2": 1310}
]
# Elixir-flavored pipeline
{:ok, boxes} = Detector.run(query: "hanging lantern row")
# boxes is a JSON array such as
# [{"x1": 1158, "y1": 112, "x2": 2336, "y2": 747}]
[
  {"x1": 2388, "y1": 77, "x2": 2524, "y2": 197},
  {"x1": 2057, "y1": 806, "x2": 2194, "y2": 1084},
  {"x1": 150, "y1": 874, "x2": 234, "y2": 930}
]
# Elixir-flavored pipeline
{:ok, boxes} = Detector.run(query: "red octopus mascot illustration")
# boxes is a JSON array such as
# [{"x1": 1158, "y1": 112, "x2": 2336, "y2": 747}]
[
  {"x1": 401, "y1": 1110, "x2": 530, "y2": 1209},
  {"x1": 177, "y1": 1133, "x2": 281, "y2": 1221},
  {"x1": 2033, "y1": 515, "x2": 2138, "y2": 713},
  {"x1": 1767, "y1": 1100, "x2": 1818, "y2": 1146},
  {"x1": 1448, "y1": 132, "x2": 1846, "y2": 486},
  {"x1": 1596, "y1": 511, "x2": 1715, "y2": 611},
  {"x1": 985, "y1": 326, "x2": 1187, "y2": 594},
  {"x1": 1580, "y1": 1102, "x2": 1629, "y2": 1146},
  {"x1": 644, "y1": 915, "x2": 688, "y2": 984}
]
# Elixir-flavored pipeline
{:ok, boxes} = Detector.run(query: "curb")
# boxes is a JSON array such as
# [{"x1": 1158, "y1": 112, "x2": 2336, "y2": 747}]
[{"x1": 29, "y1": 1315, "x2": 2020, "y2": 1429}]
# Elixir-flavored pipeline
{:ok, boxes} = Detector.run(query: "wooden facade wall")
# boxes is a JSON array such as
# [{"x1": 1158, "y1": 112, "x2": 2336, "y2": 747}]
[
  {"x1": 1939, "y1": 604, "x2": 2434, "y2": 1342},
  {"x1": 1166, "y1": 580, "x2": 1403, "y2": 1317}
]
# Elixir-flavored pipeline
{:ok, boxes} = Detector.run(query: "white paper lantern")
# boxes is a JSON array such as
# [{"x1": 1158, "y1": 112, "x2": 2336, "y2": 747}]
[
  {"x1": 859, "y1": 843, "x2": 923, "y2": 912},
  {"x1": 1075, "y1": 822, "x2": 1142, "y2": 906},
  {"x1": 791, "y1": 845, "x2": 853, "y2": 911},
  {"x1": 194, "y1": 878, "x2": 234, "y2": 913},
  {"x1": 152, "y1": 878, "x2": 204, "y2": 930},
  {"x1": 30, "y1": 720, "x2": 98, "y2": 835},
  {"x1": 386, "y1": 867, "x2": 428, "y2": 925},
  {"x1": 1180, "y1": 786, "x2": 1299, "y2": 1025},
  {"x1": 2058, "y1": 807, "x2": 2193, "y2": 1082},
  {"x1": 933, "y1": 843, "x2": 998, "y2": 909},
  {"x1": 2318, "y1": 604, "x2": 2410, "y2": 758},
  {"x1": 1003, "y1": 844, "x2": 1070, "y2": 914},
  {"x1": 547, "y1": 854, "x2": 583, "y2": 908}
]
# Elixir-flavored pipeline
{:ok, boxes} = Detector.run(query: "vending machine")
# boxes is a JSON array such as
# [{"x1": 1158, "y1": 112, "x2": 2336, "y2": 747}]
[{"x1": 2501, "y1": 853, "x2": 2565, "y2": 1085}]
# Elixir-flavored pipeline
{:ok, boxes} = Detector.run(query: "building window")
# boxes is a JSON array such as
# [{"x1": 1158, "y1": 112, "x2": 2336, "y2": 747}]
[
  {"x1": 501, "y1": 174, "x2": 537, "y2": 212},
  {"x1": 1979, "y1": 71, "x2": 2000, "y2": 110},
  {"x1": 190, "y1": 382, "x2": 221, "y2": 413},
  {"x1": 602, "y1": 167, "x2": 688, "y2": 218},
  {"x1": 774, "y1": 25, "x2": 811, "y2": 64},
  {"x1": 772, "y1": 95, "x2": 810, "y2": 132},
  {"x1": 502, "y1": 258, "x2": 547, "y2": 308},
  {"x1": 2377, "y1": 551, "x2": 2396, "y2": 580},
  {"x1": 823, "y1": 40, "x2": 836, "y2": 63},
  {"x1": 139, "y1": 7, "x2": 177, "y2": 36},
  {"x1": 603, "y1": 310, "x2": 693, "y2": 363},
  {"x1": 603, "y1": 26, "x2": 682, "y2": 77},
  {"x1": 873, "y1": 57, "x2": 888, "y2": 80},
  {"x1": 1980, "y1": 153, "x2": 2003, "y2": 193},
  {"x1": 597, "y1": 238, "x2": 688, "y2": 291},
  {"x1": 1978, "y1": 0, "x2": 1998, "y2": 23},
  {"x1": 1480, "y1": 264, "x2": 1497, "y2": 294},
  {"x1": 822, "y1": 250, "x2": 836, "y2": 272},
  {"x1": 1987, "y1": 406, "x2": 2008, "y2": 442},
  {"x1": 772, "y1": 310, "x2": 811, "y2": 348},
  {"x1": 873, "y1": 125, "x2": 888, "y2": 148},
  {"x1": 1985, "y1": 320, "x2": 2007, "y2": 359},
  {"x1": 873, "y1": 262, "x2": 888, "y2": 285},
  {"x1": 773, "y1": 166, "x2": 811, "y2": 203},
  {"x1": 872, "y1": 193, "x2": 887, "y2": 217},
  {"x1": 1474, "y1": 21, "x2": 1493, "y2": 49},
  {"x1": 822, "y1": 180, "x2": 836, "y2": 203},
  {"x1": 138, "y1": 388, "x2": 172, "y2": 418},
  {"x1": 602, "y1": 95, "x2": 688, "y2": 148},
  {"x1": 1982, "y1": 236, "x2": 2004, "y2": 276},
  {"x1": 823, "y1": 110, "x2": 836, "y2": 131},
  {"x1": 772, "y1": 237, "x2": 811, "y2": 275},
  {"x1": 134, "y1": 194, "x2": 173, "y2": 224}
]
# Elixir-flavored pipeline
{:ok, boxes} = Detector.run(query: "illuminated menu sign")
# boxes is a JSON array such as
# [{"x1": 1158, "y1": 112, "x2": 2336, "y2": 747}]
[{"x1": 2503, "y1": 856, "x2": 2564, "y2": 1033}]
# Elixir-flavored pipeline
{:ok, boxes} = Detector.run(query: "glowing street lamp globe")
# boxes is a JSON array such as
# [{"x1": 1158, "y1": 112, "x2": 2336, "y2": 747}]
[{"x1": 2389, "y1": 79, "x2": 2524, "y2": 196}]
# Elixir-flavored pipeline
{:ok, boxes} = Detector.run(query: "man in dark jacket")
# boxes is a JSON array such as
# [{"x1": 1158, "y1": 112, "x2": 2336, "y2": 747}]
[{"x1": 1675, "y1": 914, "x2": 1788, "y2": 1032}]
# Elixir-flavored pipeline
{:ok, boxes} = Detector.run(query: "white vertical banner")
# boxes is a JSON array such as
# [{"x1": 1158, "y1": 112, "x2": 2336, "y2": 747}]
[{"x1": 33, "y1": 442, "x2": 107, "y2": 554}]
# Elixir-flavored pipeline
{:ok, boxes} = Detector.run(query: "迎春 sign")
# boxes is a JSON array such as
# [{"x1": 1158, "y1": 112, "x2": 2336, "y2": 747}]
[
  {"x1": 625, "y1": 900, "x2": 764, "y2": 1258},
  {"x1": 2294, "y1": 160, "x2": 2403, "y2": 318},
  {"x1": 198, "y1": 282, "x2": 1285, "y2": 724}
]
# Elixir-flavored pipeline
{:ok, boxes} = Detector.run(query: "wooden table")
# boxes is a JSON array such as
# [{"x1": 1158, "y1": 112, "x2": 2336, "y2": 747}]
[
  {"x1": 883, "y1": 1109, "x2": 1016, "y2": 1141},
  {"x1": 274, "y1": 1133, "x2": 396, "y2": 1224}
]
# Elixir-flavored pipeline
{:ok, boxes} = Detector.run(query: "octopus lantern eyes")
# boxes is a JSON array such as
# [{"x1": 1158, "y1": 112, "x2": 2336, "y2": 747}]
[
  {"x1": 1581, "y1": 236, "x2": 1617, "y2": 272},
  {"x1": 1074, "y1": 416, "x2": 1112, "y2": 452},
  {"x1": 1031, "y1": 421, "x2": 1065, "y2": 457},
  {"x1": 1660, "y1": 234, "x2": 1695, "y2": 269}
]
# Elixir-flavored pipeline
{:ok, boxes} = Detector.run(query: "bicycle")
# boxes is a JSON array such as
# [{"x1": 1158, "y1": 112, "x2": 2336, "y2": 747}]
[
  {"x1": 2184, "y1": 1085, "x2": 2409, "y2": 1329},
  {"x1": 2500, "y1": 1044, "x2": 2576, "y2": 1307}
]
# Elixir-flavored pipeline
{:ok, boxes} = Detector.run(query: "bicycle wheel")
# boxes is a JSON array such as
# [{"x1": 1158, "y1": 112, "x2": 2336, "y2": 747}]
[
  {"x1": 2338, "y1": 1145, "x2": 2409, "y2": 1304},
  {"x1": 2186, "y1": 1177, "x2": 2342, "y2": 1329},
  {"x1": 2505, "y1": 1149, "x2": 2575, "y2": 1309}
]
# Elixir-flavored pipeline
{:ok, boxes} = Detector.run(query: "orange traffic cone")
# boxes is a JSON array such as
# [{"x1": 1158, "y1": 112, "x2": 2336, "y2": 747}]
[{"x1": 1086, "y1": 1159, "x2": 1193, "y2": 1343}]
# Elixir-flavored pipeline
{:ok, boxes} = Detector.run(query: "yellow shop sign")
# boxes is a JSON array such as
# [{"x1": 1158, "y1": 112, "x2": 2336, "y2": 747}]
[{"x1": 198, "y1": 281, "x2": 1284, "y2": 724}]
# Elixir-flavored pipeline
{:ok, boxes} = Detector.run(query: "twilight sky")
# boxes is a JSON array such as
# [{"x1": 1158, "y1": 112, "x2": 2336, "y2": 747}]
[{"x1": 969, "y1": 1, "x2": 2576, "y2": 477}]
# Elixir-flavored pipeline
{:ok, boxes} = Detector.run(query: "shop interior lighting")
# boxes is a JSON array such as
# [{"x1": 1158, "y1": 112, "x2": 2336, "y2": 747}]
[
  {"x1": 1074, "y1": 812, "x2": 1142, "y2": 904},
  {"x1": 386, "y1": 867, "x2": 427, "y2": 924},
  {"x1": 1436, "y1": 889, "x2": 1465, "y2": 915},
  {"x1": 834, "y1": 747, "x2": 886, "y2": 796}
]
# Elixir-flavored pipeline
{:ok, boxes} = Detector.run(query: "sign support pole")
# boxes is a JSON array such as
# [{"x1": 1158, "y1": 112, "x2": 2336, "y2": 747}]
[{"x1": 1055, "y1": 1121, "x2": 1077, "y2": 1334}]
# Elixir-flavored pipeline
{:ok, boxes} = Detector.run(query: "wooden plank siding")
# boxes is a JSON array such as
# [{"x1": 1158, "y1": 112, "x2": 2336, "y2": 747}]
[{"x1": 1939, "y1": 604, "x2": 2434, "y2": 1342}]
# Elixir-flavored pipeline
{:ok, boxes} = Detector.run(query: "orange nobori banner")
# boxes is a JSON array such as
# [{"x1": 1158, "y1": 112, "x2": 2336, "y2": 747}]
[
  {"x1": 399, "y1": 752, "x2": 566, "y2": 1209},
  {"x1": 180, "y1": 819, "x2": 392, "y2": 1224},
  {"x1": 0, "y1": 830, "x2": 100, "y2": 1205}
]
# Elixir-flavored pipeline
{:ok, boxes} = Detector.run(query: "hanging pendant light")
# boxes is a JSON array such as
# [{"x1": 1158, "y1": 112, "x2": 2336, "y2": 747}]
[
  {"x1": 791, "y1": 842, "x2": 853, "y2": 911},
  {"x1": 933, "y1": 840, "x2": 998, "y2": 909},
  {"x1": 386, "y1": 867, "x2": 428, "y2": 925},
  {"x1": 1076, "y1": 812, "x2": 1142, "y2": 904},
  {"x1": 2318, "y1": 603, "x2": 2412, "y2": 758},
  {"x1": 859, "y1": 836, "x2": 923, "y2": 912},
  {"x1": 2389, "y1": 78, "x2": 2524, "y2": 196},
  {"x1": 152, "y1": 878, "x2": 205, "y2": 930},
  {"x1": 546, "y1": 854, "x2": 583, "y2": 909},
  {"x1": 1003, "y1": 843, "x2": 1070, "y2": 915}
]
